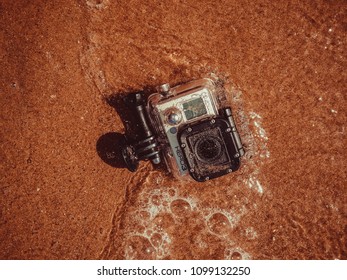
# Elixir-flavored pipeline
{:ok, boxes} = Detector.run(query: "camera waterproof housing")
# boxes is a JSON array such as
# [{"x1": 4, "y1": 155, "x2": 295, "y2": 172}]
[{"x1": 122, "y1": 78, "x2": 244, "y2": 182}]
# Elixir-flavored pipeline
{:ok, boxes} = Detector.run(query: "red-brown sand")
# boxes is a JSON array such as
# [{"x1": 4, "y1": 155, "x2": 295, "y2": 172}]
[{"x1": 0, "y1": 0, "x2": 346, "y2": 259}]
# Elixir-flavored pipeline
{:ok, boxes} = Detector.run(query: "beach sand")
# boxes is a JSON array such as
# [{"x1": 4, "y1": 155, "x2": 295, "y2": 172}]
[{"x1": 0, "y1": 0, "x2": 346, "y2": 259}]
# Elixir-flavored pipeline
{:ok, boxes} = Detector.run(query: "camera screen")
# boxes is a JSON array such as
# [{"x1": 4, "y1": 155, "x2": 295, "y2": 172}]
[{"x1": 182, "y1": 97, "x2": 207, "y2": 120}]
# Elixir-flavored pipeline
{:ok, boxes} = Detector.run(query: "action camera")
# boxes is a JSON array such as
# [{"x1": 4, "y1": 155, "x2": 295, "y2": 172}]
[{"x1": 122, "y1": 78, "x2": 244, "y2": 182}]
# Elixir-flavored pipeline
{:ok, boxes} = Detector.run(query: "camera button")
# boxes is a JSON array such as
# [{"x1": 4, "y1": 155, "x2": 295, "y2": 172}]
[
  {"x1": 169, "y1": 127, "x2": 177, "y2": 134},
  {"x1": 168, "y1": 112, "x2": 181, "y2": 124},
  {"x1": 164, "y1": 107, "x2": 182, "y2": 125}
]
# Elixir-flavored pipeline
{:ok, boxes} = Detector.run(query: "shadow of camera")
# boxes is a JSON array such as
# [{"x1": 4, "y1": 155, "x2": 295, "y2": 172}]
[
  {"x1": 96, "y1": 132, "x2": 127, "y2": 168},
  {"x1": 96, "y1": 92, "x2": 139, "y2": 169}
]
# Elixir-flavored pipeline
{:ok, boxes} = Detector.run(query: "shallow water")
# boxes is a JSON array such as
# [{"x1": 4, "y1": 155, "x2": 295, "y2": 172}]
[{"x1": 0, "y1": 0, "x2": 346, "y2": 259}]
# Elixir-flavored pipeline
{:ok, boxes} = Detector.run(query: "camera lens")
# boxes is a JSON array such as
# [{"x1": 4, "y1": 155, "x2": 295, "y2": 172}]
[{"x1": 195, "y1": 136, "x2": 222, "y2": 163}]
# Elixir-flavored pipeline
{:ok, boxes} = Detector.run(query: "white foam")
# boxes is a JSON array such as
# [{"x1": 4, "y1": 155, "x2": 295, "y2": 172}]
[
  {"x1": 128, "y1": 187, "x2": 202, "y2": 259},
  {"x1": 204, "y1": 206, "x2": 246, "y2": 232},
  {"x1": 86, "y1": 0, "x2": 110, "y2": 10},
  {"x1": 121, "y1": 88, "x2": 273, "y2": 259},
  {"x1": 245, "y1": 176, "x2": 264, "y2": 194},
  {"x1": 247, "y1": 111, "x2": 271, "y2": 162},
  {"x1": 260, "y1": 150, "x2": 271, "y2": 158},
  {"x1": 249, "y1": 112, "x2": 262, "y2": 119},
  {"x1": 254, "y1": 121, "x2": 268, "y2": 140},
  {"x1": 245, "y1": 227, "x2": 258, "y2": 240}
]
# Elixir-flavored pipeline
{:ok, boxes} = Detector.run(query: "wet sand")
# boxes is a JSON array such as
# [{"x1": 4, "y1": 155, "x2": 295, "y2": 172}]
[{"x1": 0, "y1": 0, "x2": 346, "y2": 259}]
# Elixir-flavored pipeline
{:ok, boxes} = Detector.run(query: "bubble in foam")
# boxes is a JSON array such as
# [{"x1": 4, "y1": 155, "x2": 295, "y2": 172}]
[
  {"x1": 231, "y1": 251, "x2": 242, "y2": 260},
  {"x1": 139, "y1": 197, "x2": 149, "y2": 208},
  {"x1": 151, "y1": 195, "x2": 161, "y2": 206},
  {"x1": 170, "y1": 199, "x2": 192, "y2": 217},
  {"x1": 207, "y1": 213, "x2": 231, "y2": 236},
  {"x1": 225, "y1": 247, "x2": 251, "y2": 260},
  {"x1": 126, "y1": 235, "x2": 156, "y2": 260},
  {"x1": 204, "y1": 207, "x2": 242, "y2": 233},
  {"x1": 133, "y1": 227, "x2": 172, "y2": 259},
  {"x1": 150, "y1": 233, "x2": 163, "y2": 247},
  {"x1": 245, "y1": 227, "x2": 258, "y2": 240},
  {"x1": 152, "y1": 213, "x2": 175, "y2": 230},
  {"x1": 138, "y1": 210, "x2": 150, "y2": 221},
  {"x1": 168, "y1": 188, "x2": 176, "y2": 197}
]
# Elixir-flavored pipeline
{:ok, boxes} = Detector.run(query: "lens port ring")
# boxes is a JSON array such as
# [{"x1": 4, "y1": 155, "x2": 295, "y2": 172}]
[
  {"x1": 194, "y1": 136, "x2": 223, "y2": 163},
  {"x1": 177, "y1": 117, "x2": 241, "y2": 182}
]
